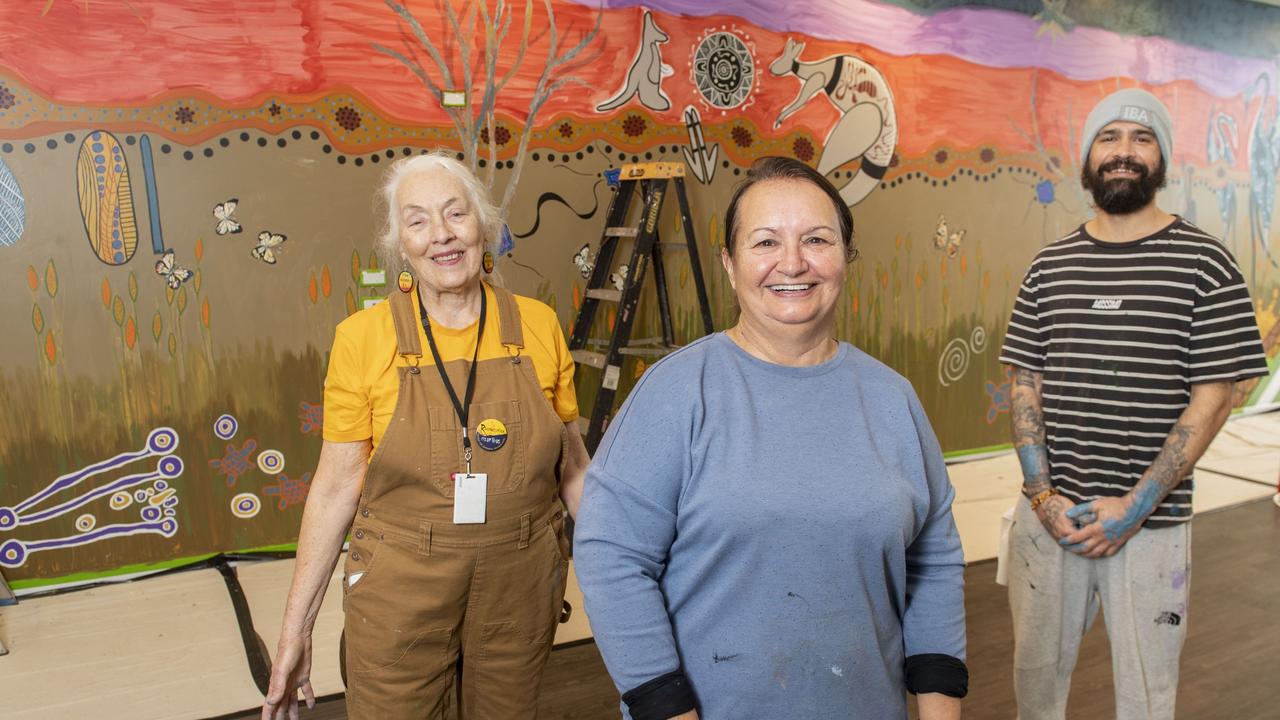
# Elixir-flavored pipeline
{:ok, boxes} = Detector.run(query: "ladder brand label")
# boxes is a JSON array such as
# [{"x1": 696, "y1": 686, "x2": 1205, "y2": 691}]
[{"x1": 645, "y1": 189, "x2": 664, "y2": 233}]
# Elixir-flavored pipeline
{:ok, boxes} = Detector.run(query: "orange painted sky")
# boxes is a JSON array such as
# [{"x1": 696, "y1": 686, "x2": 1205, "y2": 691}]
[{"x1": 0, "y1": 1, "x2": 1263, "y2": 168}]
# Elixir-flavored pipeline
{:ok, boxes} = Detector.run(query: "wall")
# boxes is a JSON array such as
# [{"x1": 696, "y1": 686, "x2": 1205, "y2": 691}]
[{"x1": 1, "y1": 0, "x2": 1277, "y2": 587}]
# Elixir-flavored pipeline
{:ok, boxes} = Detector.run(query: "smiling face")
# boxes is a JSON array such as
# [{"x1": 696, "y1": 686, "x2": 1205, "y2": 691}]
[
  {"x1": 721, "y1": 178, "x2": 847, "y2": 335},
  {"x1": 396, "y1": 167, "x2": 485, "y2": 294},
  {"x1": 1081, "y1": 120, "x2": 1166, "y2": 215}
]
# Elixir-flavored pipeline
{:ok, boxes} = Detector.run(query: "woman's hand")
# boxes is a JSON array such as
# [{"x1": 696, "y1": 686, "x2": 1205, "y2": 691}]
[{"x1": 261, "y1": 632, "x2": 316, "y2": 720}]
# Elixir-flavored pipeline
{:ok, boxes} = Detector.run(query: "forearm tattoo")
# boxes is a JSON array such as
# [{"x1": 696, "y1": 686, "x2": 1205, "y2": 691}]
[
  {"x1": 1100, "y1": 422, "x2": 1194, "y2": 541},
  {"x1": 1010, "y1": 368, "x2": 1050, "y2": 492}
]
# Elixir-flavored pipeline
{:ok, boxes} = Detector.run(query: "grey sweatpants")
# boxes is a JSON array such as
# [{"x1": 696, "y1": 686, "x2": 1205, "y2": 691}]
[{"x1": 1008, "y1": 496, "x2": 1190, "y2": 720}]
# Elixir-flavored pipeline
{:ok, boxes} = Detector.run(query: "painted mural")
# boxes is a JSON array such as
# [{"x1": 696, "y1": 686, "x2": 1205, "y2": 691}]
[{"x1": 1, "y1": 0, "x2": 1278, "y2": 587}]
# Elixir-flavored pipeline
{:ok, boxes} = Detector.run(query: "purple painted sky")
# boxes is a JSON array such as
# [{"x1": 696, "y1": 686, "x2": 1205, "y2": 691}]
[{"x1": 567, "y1": 0, "x2": 1274, "y2": 98}]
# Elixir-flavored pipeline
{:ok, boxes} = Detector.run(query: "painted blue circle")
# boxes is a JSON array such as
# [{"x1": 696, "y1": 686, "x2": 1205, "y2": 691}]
[{"x1": 0, "y1": 539, "x2": 24, "y2": 567}]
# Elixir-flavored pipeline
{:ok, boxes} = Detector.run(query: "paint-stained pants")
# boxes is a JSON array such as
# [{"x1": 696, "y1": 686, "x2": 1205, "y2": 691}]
[
  {"x1": 342, "y1": 511, "x2": 570, "y2": 720},
  {"x1": 1008, "y1": 497, "x2": 1189, "y2": 720}
]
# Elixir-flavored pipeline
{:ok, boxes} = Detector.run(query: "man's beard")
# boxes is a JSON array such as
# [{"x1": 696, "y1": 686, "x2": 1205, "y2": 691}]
[{"x1": 1080, "y1": 156, "x2": 1166, "y2": 215}]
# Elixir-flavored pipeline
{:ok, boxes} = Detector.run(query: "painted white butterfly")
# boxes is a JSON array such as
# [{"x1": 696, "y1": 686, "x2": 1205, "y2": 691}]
[
  {"x1": 572, "y1": 243, "x2": 594, "y2": 279},
  {"x1": 154, "y1": 250, "x2": 193, "y2": 289},
  {"x1": 252, "y1": 231, "x2": 287, "y2": 264},
  {"x1": 213, "y1": 198, "x2": 242, "y2": 235},
  {"x1": 609, "y1": 264, "x2": 629, "y2": 292},
  {"x1": 934, "y1": 215, "x2": 965, "y2": 259}
]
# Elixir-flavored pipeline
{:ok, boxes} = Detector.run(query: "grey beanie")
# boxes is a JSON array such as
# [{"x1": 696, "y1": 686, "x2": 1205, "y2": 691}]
[{"x1": 1079, "y1": 88, "x2": 1173, "y2": 170}]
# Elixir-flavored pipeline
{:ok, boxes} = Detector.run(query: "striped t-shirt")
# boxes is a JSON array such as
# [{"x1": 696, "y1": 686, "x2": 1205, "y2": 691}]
[{"x1": 999, "y1": 217, "x2": 1269, "y2": 526}]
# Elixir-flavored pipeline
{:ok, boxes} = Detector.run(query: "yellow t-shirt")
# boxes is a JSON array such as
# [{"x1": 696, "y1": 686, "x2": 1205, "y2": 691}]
[{"x1": 322, "y1": 284, "x2": 578, "y2": 451}]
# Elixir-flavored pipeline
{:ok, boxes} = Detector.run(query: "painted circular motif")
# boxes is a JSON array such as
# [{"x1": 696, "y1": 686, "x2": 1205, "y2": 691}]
[
  {"x1": 213, "y1": 413, "x2": 239, "y2": 440},
  {"x1": 0, "y1": 508, "x2": 16, "y2": 530},
  {"x1": 692, "y1": 32, "x2": 754, "y2": 109},
  {"x1": 231, "y1": 492, "x2": 262, "y2": 519},
  {"x1": 141, "y1": 505, "x2": 162, "y2": 522},
  {"x1": 257, "y1": 449, "x2": 285, "y2": 475},
  {"x1": 75, "y1": 513, "x2": 96, "y2": 532},
  {"x1": 147, "y1": 426, "x2": 179, "y2": 455},
  {"x1": 0, "y1": 539, "x2": 25, "y2": 567},
  {"x1": 157, "y1": 455, "x2": 184, "y2": 478},
  {"x1": 110, "y1": 491, "x2": 133, "y2": 510}
]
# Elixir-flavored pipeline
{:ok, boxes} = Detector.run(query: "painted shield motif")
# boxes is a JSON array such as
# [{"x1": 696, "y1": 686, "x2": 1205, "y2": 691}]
[{"x1": 77, "y1": 130, "x2": 139, "y2": 265}]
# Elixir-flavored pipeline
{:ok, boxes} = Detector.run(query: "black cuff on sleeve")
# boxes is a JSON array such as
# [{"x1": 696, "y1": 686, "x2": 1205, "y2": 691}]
[
  {"x1": 904, "y1": 653, "x2": 969, "y2": 698},
  {"x1": 621, "y1": 670, "x2": 698, "y2": 720}
]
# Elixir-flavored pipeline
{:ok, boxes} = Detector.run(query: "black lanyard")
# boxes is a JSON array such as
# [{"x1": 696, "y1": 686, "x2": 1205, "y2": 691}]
[{"x1": 419, "y1": 288, "x2": 486, "y2": 473}]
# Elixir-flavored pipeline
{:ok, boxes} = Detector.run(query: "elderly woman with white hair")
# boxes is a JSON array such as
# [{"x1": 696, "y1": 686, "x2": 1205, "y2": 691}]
[{"x1": 263, "y1": 151, "x2": 589, "y2": 720}]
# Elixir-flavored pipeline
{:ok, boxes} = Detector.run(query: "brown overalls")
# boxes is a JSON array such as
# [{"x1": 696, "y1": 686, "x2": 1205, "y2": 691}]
[{"x1": 342, "y1": 283, "x2": 570, "y2": 719}]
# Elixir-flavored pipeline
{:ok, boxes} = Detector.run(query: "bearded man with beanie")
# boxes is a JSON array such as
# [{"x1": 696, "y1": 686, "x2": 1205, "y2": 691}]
[{"x1": 998, "y1": 88, "x2": 1269, "y2": 719}]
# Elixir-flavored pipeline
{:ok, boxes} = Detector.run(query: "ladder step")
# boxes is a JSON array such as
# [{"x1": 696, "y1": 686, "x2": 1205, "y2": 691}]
[
  {"x1": 570, "y1": 350, "x2": 607, "y2": 369},
  {"x1": 619, "y1": 346, "x2": 678, "y2": 357},
  {"x1": 604, "y1": 226, "x2": 639, "y2": 237},
  {"x1": 621, "y1": 162, "x2": 686, "y2": 179},
  {"x1": 585, "y1": 289, "x2": 622, "y2": 302}
]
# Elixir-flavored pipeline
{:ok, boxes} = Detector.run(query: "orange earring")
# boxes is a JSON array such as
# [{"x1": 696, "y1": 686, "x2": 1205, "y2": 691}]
[{"x1": 397, "y1": 270, "x2": 413, "y2": 292}]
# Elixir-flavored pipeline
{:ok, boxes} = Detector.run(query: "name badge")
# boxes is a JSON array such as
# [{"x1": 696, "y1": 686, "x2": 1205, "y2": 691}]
[{"x1": 453, "y1": 473, "x2": 487, "y2": 524}]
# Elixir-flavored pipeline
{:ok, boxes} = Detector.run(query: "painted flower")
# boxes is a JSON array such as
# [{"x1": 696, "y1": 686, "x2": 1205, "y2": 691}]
[
  {"x1": 621, "y1": 114, "x2": 647, "y2": 138},
  {"x1": 268, "y1": 101, "x2": 282, "y2": 117},
  {"x1": 731, "y1": 125, "x2": 753, "y2": 148},
  {"x1": 0, "y1": 85, "x2": 14, "y2": 110},
  {"x1": 335, "y1": 106, "x2": 362, "y2": 132},
  {"x1": 175, "y1": 106, "x2": 195, "y2": 124},
  {"x1": 792, "y1": 137, "x2": 814, "y2": 163},
  {"x1": 479, "y1": 125, "x2": 511, "y2": 146},
  {"x1": 558, "y1": 121, "x2": 574, "y2": 139},
  {"x1": 934, "y1": 150, "x2": 949, "y2": 164},
  {"x1": 980, "y1": 147, "x2": 996, "y2": 163}
]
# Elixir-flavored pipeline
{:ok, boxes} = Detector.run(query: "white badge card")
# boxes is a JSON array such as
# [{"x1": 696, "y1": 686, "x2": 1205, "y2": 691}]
[{"x1": 453, "y1": 473, "x2": 487, "y2": 524}]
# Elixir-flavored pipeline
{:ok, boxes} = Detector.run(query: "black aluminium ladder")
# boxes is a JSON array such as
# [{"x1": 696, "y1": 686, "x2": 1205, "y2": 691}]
[{"x1": 568, "y1": 162, "x2": 714, "y2": 453}]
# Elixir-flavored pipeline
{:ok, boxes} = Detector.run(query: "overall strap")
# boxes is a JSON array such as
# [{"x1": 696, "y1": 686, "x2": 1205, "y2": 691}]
[
  {"x1": 489, "y1": 283, "x2": 525, "y2": 349},
  {"x1": 388, "y1": 285, "x2": 424, "y2": 356}
]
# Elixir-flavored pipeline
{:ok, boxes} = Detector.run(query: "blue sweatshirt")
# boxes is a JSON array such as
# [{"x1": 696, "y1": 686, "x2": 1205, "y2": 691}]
[{"x1": 574, "y1": 333, "x2": 967, "y2": 719}]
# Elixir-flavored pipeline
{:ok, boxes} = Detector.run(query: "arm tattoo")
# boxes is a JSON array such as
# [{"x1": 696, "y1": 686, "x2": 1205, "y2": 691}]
[
  {"x1": 1009, "y1": 367, "x2": 1050, "y2": 493},
  {"x1": 1101, "y1": 422, "x2": 1195, "y2": 541}
]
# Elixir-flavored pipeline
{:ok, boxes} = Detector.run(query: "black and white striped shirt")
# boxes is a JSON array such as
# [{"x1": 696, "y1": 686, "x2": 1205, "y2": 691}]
[{"x1": 999, "y1": 217, "x2": 1269, "y2": 526}]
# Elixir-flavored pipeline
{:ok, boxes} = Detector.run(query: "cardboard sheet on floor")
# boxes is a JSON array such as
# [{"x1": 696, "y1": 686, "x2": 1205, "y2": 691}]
[
  {"x1": 0, "y1": 568, "x2": 262, "y2": 720},
  {"x1": 236, "y1": 557, "x2": 346, "y2": 699}
]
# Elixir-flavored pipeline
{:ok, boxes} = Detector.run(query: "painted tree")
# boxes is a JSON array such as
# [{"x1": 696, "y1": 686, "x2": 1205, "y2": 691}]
[{"x1": 373, "y1": 0, "x2": 601, "y2": 217}]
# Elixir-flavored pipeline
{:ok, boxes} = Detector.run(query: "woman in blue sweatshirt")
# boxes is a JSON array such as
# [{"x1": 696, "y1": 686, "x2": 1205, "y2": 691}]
[{"x1": 574, "y1": 156, "x2": 968, "y2": 720}]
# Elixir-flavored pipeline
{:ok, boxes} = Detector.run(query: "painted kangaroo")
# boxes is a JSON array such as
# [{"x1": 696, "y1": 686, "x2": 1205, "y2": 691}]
[
  {"x1": 770, "y1": 37, "x2": 897, "y2": 206},
  {"x1": 596, "y1": 10, "x2": 673, "y2": 112}
]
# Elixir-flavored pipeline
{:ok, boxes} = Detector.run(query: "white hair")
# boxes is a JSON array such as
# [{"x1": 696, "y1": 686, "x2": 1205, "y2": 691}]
[{"x1": 374, "y1": 151, "x2": 503, "y2": 273}]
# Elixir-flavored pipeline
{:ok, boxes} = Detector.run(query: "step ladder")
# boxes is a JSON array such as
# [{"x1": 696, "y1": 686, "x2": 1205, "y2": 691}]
[{"x1": 569, "y1": 162, "x2": 714, "y2": 452}]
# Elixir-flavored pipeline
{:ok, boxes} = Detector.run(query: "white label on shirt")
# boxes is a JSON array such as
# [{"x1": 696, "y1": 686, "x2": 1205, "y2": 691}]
[
  {"x1": 348, "y1": 571, "x2": 365, "y2": 588},
  {"x1": 453, "y1": 473, "x2": 487, "y2": 524}
]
